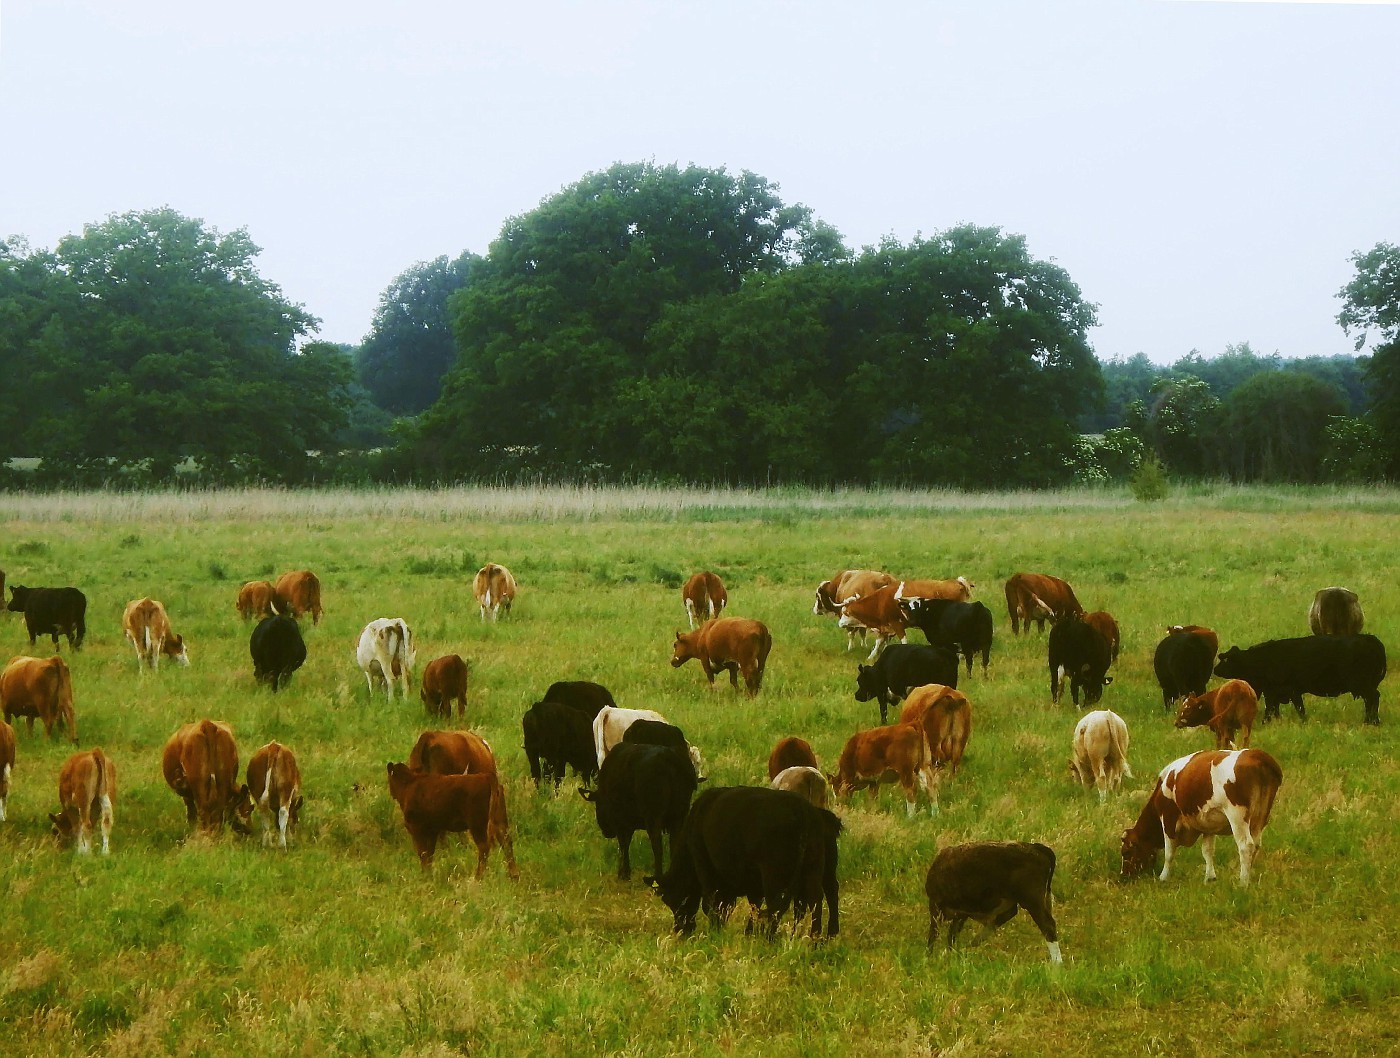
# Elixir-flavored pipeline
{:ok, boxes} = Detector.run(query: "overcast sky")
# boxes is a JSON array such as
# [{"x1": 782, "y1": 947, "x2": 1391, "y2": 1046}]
[{"x1": 2, "y1": 0, "x2": 1396, "y2": 365}]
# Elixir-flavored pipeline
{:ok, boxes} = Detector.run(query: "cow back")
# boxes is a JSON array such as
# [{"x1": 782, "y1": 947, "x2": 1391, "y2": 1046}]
[
  {"x1": 542, "y1": 680, "x2": 616, "y2": 718},
  {"x1": 767, "y1": 736, "x2": 819, "y2": 779},
  {"x1": 408, "y1": 730, "x2": 496, "y2": 776}
]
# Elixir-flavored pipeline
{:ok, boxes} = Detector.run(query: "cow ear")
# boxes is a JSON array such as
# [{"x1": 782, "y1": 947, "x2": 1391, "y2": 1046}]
[{"x1": 1103, "y1": 676, "x2": 1114, "y2": 686}]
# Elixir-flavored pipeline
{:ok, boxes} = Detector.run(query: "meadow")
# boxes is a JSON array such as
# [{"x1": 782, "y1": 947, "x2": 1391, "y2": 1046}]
[{"x1": 1, "y1": 483, "x2": 1398, "y2": 1058}]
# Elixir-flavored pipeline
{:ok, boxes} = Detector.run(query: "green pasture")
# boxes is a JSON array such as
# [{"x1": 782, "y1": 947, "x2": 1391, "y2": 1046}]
[{"x1": 1, "y1": 485, "x2": 1398, "y2": 1057}]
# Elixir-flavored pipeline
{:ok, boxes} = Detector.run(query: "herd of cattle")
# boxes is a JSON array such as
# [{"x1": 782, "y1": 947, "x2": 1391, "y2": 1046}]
[{"x1": 0, "y1": 558, "x2": 1386, "y2": 957}]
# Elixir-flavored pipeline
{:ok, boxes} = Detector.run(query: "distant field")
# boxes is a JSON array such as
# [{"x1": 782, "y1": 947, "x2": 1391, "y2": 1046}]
[{"x1": 1, "y1": 484, "x2": 1398, "y2": 1057}]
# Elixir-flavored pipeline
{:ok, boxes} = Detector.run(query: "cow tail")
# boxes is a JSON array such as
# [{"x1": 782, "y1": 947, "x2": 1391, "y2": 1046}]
[
  {"x1": 1110, "y1": 717, "x2": 1133, "y2": 778},
  {"x1": 1249, "y1": 754, "x2": 1284, "y2": 835},
  {"x1": 754, "y1": 629, "x2": 773, "y2": 692},
  {"x1": 92, "y1": 748, "x2": 107, "y2": 800},
  {"x1": 200, "y1": 720, "x2": 219, "y2": 803},
  {"x1": 486, "y1": 774, "x2": 510, "y2": 850}
]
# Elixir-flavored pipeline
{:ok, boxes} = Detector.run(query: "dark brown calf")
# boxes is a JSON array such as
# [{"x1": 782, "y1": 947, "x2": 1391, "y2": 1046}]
[
  {"x1": 1174, "y1": 679, "x2": 1258, "y2": 749},
  {"x1": 420, "y1": 655, "x2": 470, "y2": 718},
  {"x1": 386, "y1": 762, "x2": 519, "y2": 878},
  {"x1": 925, "y1": 841, "x2": 1060, "y2": 963}
]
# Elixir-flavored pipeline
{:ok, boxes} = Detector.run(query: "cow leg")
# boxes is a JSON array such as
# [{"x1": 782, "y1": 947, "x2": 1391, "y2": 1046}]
[
  {"x1": 902, "y1": 779, "x2": 918, "y2": 818},
  {"x1": 822, "y1": 856, "x2": 840, "y2": 938},
  {"x1": 183, "y1": 794, "x2": 197, "y2": 824},
  {"x1": 616, "y1": 830, "x2": 634, "y2": 880},
  {"x1": 727, "y1": 663, "x2": 740, "y2": 690},
  {"x1": 410, "y1": 828, "x2": 437, "y2": 872},
  {"x1": 1362, "y1": 691, "x2": 1381, "y2": 726},
  {"x1": 75, "y1": 803, "x2": 93, "y2": 855},
  {"x1": 1049, "y1": 666, "x2": 1061, "y2": 705},
  {"x1": 963, "y1": 650, "x2": 972, "y2": 677},
  {"x1": 647, "y1": 826, "x2": 666, "y2": 879},
  {"x1": 1225, "y1": 806, "x2": 1258, "y2": 886},
  {"x1": 1262, "y1": 694, "x2": 1280, "y2": 723},
  {"x1": 1023, "y1": 897, "x2": 1061, "y2": 963},
  {"x1": 700, "y1": 661, "x2": 717, "y2": 689},
  {"x1": 99, "y1": 794, "x2": 113, "y2": 855},
  {"x1": 1292, "y1": 696, "x2": 1307, "y2": 721},
  {"x1": 276, "y1": 804, "x2": 290, "y2": 849},
  {"x1": 980, "y1": 647, "x2": 990, "y2": 675},
  {"x1": 1158, "y1": 836, "x2": 1177, "y2": 882},
  {"x1": 472, "y1": 832, "x2": 492, "y2": 880},
  {"x1": 946, "y1": 915, "x2": 969, "y2": 949},
  {"x1": 865, "y1": 637, "x2": 885, "y2": 665},
  {"x1": 1199, "y1": 834, "x2": 1219, "y2": 882}
]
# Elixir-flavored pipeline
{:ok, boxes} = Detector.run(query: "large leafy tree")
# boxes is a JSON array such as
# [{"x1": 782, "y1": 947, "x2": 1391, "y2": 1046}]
[
  {"x1": 1339, "y1": 242, "x2": 1400, "y2": 475},
  {"x1": 1220, "y1": 371, "x2": 1347, "y2": 482}
]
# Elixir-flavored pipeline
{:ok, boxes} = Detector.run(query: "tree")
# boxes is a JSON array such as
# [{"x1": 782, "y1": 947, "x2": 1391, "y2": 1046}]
[
  {"x1": 1132, "y1": 375, "x2": 1221, "y2": 476},
  {"x1": 1220, "y1": 371, "x2": 1347, "y2": 482},
  {"x1": 1339, "y1": 242, "x2": 1400, "y2": 475}
]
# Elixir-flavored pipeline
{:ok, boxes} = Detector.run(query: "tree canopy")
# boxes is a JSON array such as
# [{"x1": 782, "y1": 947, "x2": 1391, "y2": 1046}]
[{"x1": 1340, "y1": 242, "x2": 1400, "y2": 475}]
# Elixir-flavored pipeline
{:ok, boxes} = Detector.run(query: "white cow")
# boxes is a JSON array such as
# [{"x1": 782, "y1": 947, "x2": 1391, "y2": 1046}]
[
  {"x1": 1069, "y1": 709, "x2": 1132, "y2": 802},
  {"x1": 356, "y1": 618, "x2": 416, "y2": 699}
]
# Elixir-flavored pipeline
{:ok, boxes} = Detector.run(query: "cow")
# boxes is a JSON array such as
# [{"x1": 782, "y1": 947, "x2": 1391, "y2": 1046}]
[
  {"x1": 669, "y1": 617, "x2": 772, "y2": 697},
  {"x1": 7, "y1": 585, "x2": 87, "y2": 652},
  {"x1": 273, "y1": 570, "x2": 323, "y2": 625},
  {"x1": 899, "y1": 684, "x2": 973, "y2": 782},
  {"x1": 1153, "y1": 627, "x2": 1217, "y2": 709},
  {"x1": 1214, "y1": 634, "x2": 1387, "y2": 725},
  {"x1": 420, "y1": 654, "x2": 469, "y2": 717},
  {"x1": 682, "y1": 571, "x2": 727, "y2": 629},
  {"x1": 522, "y1": 699, "x2": 598, "y2": 791},
  {"x1": 767, "y1": 736, "x2": 819, "y2": 780},
  {"x1": 579, "y1": 742, "x2": 698, "y2": 880},
  {"x1": 161, "y1": 719, "x2": 250, "y2": 835},
  {"x1": 833, "y1": 583, "x2": 910, "y2": 663},
  {"x1": 898, "y1": 577, "x2": 975, "y2": 602},
  {"x1": 1, "y1": 655, "x2": 77, "y2": 742},
  {"x1": 1069, "y1": 709, "x2": 1132, "y2": 801},
  {"x1": 1309, "y1": 586, "x2": 1364, "y2": 637},
  {"x1": 48, "y1": 748, "x2": 116, "y2": 855},
  {"x1": 237, "y1": 741, "x2": 303, "y2": 849},
  {"x1": 924, "y1": 842, "x2": 1061, "y2": 963},
  {"x1": 0, "y1": 718, "x2": 14, "y2": 821},
  {"x1": 250, "y1": 614, "x2": 306, "y2": 691},
  {"x1": 539, "y1": 680, "x2": 616, "y2": 718},
  {"x1": 900, "y1": 598, "x2": 994, "y2": 676},
  {"x1": 854, "y1": 643, "x2": 960, "y2": 724},
  {"x1": 356, "y1": 618, "x2": 416, "y2": 699},
  {"x1": 592, "y1": 706, "x2": 706, "y2": 780},
  {"x1": 813, "y1": 569, "x2": 901, "y2": 652},
  {"x1": 646, "y1": 785, "x2": 841, "y2": 938},
  {"x1": 1083, "y1": 610, "x2": 1121, "y2": 663},
  {"x1": 829, "y1": 721, "x2": 937, "y2": 817},
  {"x1": 236, "y1": 580, "x2": 281, "y2": 621},
  {"x1": 473, "y1": 563, "x2": 516, "y2": 621},
  {"x1": 770, "y1": 766, "x2": 831, "y2": 810},
  {"x1": 121, "y1": 597, "x2": 189, "y2": 670},
  {"x1": 1120, "y1": 749, "x2": 1283, "y2": 886},
  {"x1": 1048, "y1": 613, "x2": 1113, "y2": 706},
  {"x1": 386, "y1": 762, "x2": 519, "y2": 879},
  {"x1": 408, "y1": 729, "x2": 497, "y2": 776},
  {"x1": 1003, "y1": 573, "x2": 1082, "y2": 635},
  {"x1": 1175, "y1": 679, "x2": 1258, "y2": 749},
  {"x1": 621, "y1": 718, "x2": 707, "y2": 782}
]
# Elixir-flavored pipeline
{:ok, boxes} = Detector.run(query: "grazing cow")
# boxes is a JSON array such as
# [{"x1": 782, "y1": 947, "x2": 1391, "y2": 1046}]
[
  {"x1": 356, "y1": 618, "x2": 416, "y2": 699},
  {"x1": 669, "y1": 617, "x2": 772, "y2": 697},
  {"x1": 834, "y1": 584, "x2": 910, "y2": 663},
  {"x1": 249, "y1": 615, "x2": 306, "y2": 691},
  {"x1": 899, "y1": 684, "x2": 973, "y2": 781},
  {"x1": 621, "y1": 718, "x2": 707, "y2": 782},
  {"x1": 386, "y1": 762, "x2": 519, "y2": 878},
  {"x1": 1175, "y1": 679, "x2": 1258, "y2": 749},
  {"x1": 1121, "y1": 749, "x2": 1283, "y2": 886},
  {"x1": 593, "y1": 705, "x2": 668, "y2": 765},
  {"x1": 901, "y1": 599, "x2": 994, "y2": 676},
  {"x1": 1069, "y1": 709, "x2": 1132, "y2": 801},
  {"x1": 767, "y1": 736, "x2": 819, "y2": 780},
  {"x1": 420, "y1": 654, "x2": 469, "y2": 717},
  {"x1": 854, "y1": 643, "x2": 960, "y2": 724},
  {"x1": 925, "y1": 842, "x2": 1061, "y2": 963},
  {"x1": 237, "y1": 741, "x2": 303, "y2": 849},
  {"x1": 647, "y1": 785, "x2": 841, "y2": 938},
  {"x1": 1003, "y1": 573, "x2": 1082, "y2": 635},
  {"x1": 829, "y1": 722, "x2": 937, "y2": 817},
  {"x1": 273, "y1": 570, "x2": 323, "y2": 625},
  {"x1": 1309, "y1": 586, "x2": 1364, "y2": 637},
  {"x1": 539, "y1": 680, "x2": 616, "y2": 718},
  {"x1": 1, "y1": 655, "x2": 76, "y2": 742},
  {"x1": 161, "y1": 720, "x2": 249, "y2": 835},
  {"x1": 523, "y1": 700, "x2": 598, "y2": 790},
  {"x1": 1083, "y1": 610, "x2": 1121, "y2": 663},
  {"x1": 473, "y1": 563, "x2": 516, "y2": 621},
  {"x1": 7, "y1": 585, "x2": 87, "y2": 652},
  {"x1": 579, "y1": 742, "x2": 698, "y2": 880},
  {"x1": 1048, "y1": 613, "x2": 1113, "y2": 706},
  {"x1": 408, "y1": 729, "x2": 497, "y2": 776},
  {"x1": 682, "y1": 571, "x2": 728, "y2": 629},
  {"x1": 121, "y1": 597, "x2": 189, "y2": 670},
  {"x1": 1153, "y1": 627, "x2": 1217, "y2": 709},
  {"x1": 0, "y1": 718, "x2": 14, "y2": 821},
  {"x1": 770, "y1": 766, "x2": 831, "y2": 809},
  {"x1": 1214, "y1": 634, "x2": 1387, "y2": 725},
  {"x1": 235, "y1": 580, "x2": 281, "y2": 621},
  {"x1": 812, "y1": 570, "x2": 898, "y2": 647},
  {"x1": 49, "y1": 748, "x2": 116, "y2": 855}
]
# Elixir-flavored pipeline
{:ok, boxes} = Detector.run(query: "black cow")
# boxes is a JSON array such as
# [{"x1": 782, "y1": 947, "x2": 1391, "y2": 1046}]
[
  {"x1": 542, "y1": 680, "x2": 616, "y2": 719},
  {"x1": 647, "y1": 785, "x2": 841, "y2": 938},
  {"x1": 902, "y1": 599, "x2": 994, "y2": 676},
  {"x1": 522, "y1": 699, "x2": 597, "y2": 790},
  {"x1": 7, "y1": 586, "x2": 87, "y2": 652},
  {"x1": 854, "y1": 643, "x2": 959, "y2": 724},
  {"x1": 1047, "y1": 614, "x2": 1112, "y2": 706},
  {"x1": 1215, "y1": 634, "x2": 1387, "y2": 725},
  {"x1": 622, "y1": 718, "x2": 704, "y2": 783},
  {"x1": 1153, "y1": 630, "x2": 1215, "y2": 709},
  {"x1": 578, "y1": 742, "x2": 697, "y2": 880},
  {"x1": 249, "y1": 615, "x2": 306, "y2": 691}
]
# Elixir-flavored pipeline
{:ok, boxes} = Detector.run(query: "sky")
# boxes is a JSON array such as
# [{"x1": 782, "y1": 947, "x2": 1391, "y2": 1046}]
[{"x1": 2, "y1": 0, "x2": 1397, "y2": 365}]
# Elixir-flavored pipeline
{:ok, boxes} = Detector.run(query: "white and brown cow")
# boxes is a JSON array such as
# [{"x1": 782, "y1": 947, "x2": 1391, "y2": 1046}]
[
  {"x1": 681, "y1": 571, "x2": 728, "y2": 629},
  {"x1": 356, "y1": 618, "x2": 416, "y2": 700},
  {"x1": 121, "y1": 597, "x2": 189, "y2": 670},
  {"x1": 473, "y1": 564, "x2": 516, "y2": 622},
  {"x1": 238, "y1": 741, "x2": 303, "y2": 849},
  {"x1": 50, "y1": 747, "x2": 116, "y2": 855},
  {"x1": 1120, "y1": 749, "x2": 1283, "y2": 886},
  {"x1": 1069, "y1": 709, "x2": 1132, "y2": 801},
  {"x1": 0, "y1": 717, "x2": 14, "y2": 821},
  {"x1": 813, "y1": 569, "x2": 896, "y2": 651}
]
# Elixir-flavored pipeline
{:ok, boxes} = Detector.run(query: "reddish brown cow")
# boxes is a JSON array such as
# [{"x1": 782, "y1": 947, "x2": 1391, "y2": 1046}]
[
  {"x1": 473, "y1": 563, "x2": 516, "y2": 621},
  {"x1": 49, "y1": 748, "x2": 116, "y2": 855},
  {"x1": 828, "y1": 722, "x2": 936, "y2": 816},
  {"x1": 386, "y1": 762, "x2": 520, "y2": 878},
  {"x1": 236, "y1": 580, "x2": 281, "y2": 621},
  {"x1": 1167, "y1": 624, "x2": 1220, "y2": 659},
  {"x1": 1, "y1": 655, "x2": 76, "y2": 743},
  {"x1": 122, "y1": 597, "x2": 189, "y2": 669},
  {"x1": 898, "y1": 577, "x2": 974, "y2": 601},
  {"x1": 420, "y1": 654, "x2": 470, "y2": 718},
  {"x1": 273, "y1": 570, "x2": 323, "y2": 625},
  {"x1": 898, "y1": 684, "x2": 973, "y2": 779},
  {"x1": 238, "y1": 741, "x2": 303, "y2": 848},
  {"x1": 0, "y1": 718, "x2": 14, "y2": 821},
  {"x1": 161, "y1": 719, "x2": 250, "y2": 835},
  {"x1": 767, "y1": 736, "x2": 819, "y2": 780},
  {"x1": 812, "y1": 569, "x2": 896, "y2": 652},
  {"x1": 1083, "y1": 610, "x2": 1121, "y2": 662},
  {"x1": 670, "y1": 617, "x2": 772, "y2": 697},
  {"x1": 834, "y1": 584, "x2": 910, "y2": 663},
  {"x1": 682, "y1": 571, "x2": 728, "y2": 629},
  {"x1": 1004, "y1": 573, "x2": 1083, "y2": 635},
  {"x1": 408, "y1": 729, "x2": 498, "y2": 776},
  {"x1": 1174, "y1": 679, "x2": 1259, "y2": 749}
]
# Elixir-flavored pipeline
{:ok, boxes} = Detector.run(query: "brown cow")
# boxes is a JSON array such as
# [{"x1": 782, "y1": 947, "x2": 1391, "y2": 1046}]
[
  {"x1": 834, "y1": 584, "x2": 910, "y2": 663},
  {"x1": 812, "y1": 569, "x2": 896, "y2": 651},
  {"x1": 898, "y1": 684, "x2": 973, "y2": 780},
  {"x1": 161, "y1": 719, "x2": 250, "y2": 835},
  {"x1": 1308, "y1": 587, "x2": 1364, "y2": 637},
  {"x1": 473, "y1": 563, "x2": 516, "y2": 621},
  {"x1": 273, "y1": 570, "x2": 323, "y2": 625},
  {"x1": 1167, "y1": 624, "x2": 1220, "y2": 658},
  {"x1": 1083, "y1": 610, "x2": 1120, "y2": 663},
  {"x1": 925, "y1": 842, "x2": 1061, "y2": 963},
  {"x1": 49, "y1": 748, "x2": 116, "y2": 855},
  {"x1": 121, "y1": 597, "x2": 189, "y2": 669},
  {"x1": 828, "y1": 722, "x2": 936, "y2": 816},
  {"x1": 386, "y1": 762, "x2": 520, "y2": 878},
  {"x1": 898, "y1": 577, "x2": 975, "y2": 601},
  {"x1": 1004, "y1": 573, "x2": 1083, "y2": 635},
  {"x1": 767, "y1": 736, "x2": 819, "y2": 779},
  {"x1": 408, "y1": 729, "x2": 497, "y2": 776},
  {"x1": 670, "y1": 617, "x2": 772, "y2": 696},
  {"x1": 682, "y1": 571, "x2": 728, "y2": 629},
  {"x1": 237, "y1": 741, "x2": 303, "y2": 849},
  {"x1": 420, "y1": 654, "x2": 470, "y2": 718},
  {"x1": 1174, "y1": 679, "x2": 1258, "y2": 749},
  {"x1": 0, "y1": 717, "x2": 14, "y2": 821},
  {"x1": 236, "y1": 580, "x2": 281, "y2": 621},
  {"x1": 1, "y1": 655, "x2": 77, "y2": 743}
]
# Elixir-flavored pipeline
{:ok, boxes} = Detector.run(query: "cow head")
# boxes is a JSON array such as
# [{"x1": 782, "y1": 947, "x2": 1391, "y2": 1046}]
[
  {"x1": 1119, "y1": 829, "x2": 1158, "y2": 880},
  {"x1": 6, "y1": 586, "x2": 28, "y2": 613},
  {"x1": 853, "y1": 665, "x2": 881, "y2": 702},
  {"x1": 232, "y1": 784, "x2": 257, "y2": 833},
  {"x1": 49, "y1": 810, "x2": 74, "y2": 841},
  {"x1": 812, "y1": 582, "x2": 838, "y2": 616},
  {"x1": 1174, "y1": 694, "x2": 1213, "y2": 729},
  {"x1": 645, "y1": 873, "x2": 699, "y2": 936},
  {"x1": 164, "y1": 634, "x2": 191, "y2": 667},
  {"x1": 670, "y1": 631, "x2": 699, "y2": 668},
  {"x1": 386, "y1": 762, "x2": 415, "y2": 807},
  {"x1": 1082, "y1": 672, "x2": 1112, "y2": 706},
  {"x1": 1213, "y1": 647, "x2": 1244, "y2": 680}
]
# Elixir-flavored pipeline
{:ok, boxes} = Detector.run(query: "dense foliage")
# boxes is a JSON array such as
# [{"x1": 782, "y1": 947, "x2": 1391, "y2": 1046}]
[{"x1": 1339, "y1": 242, "x2": 1400, "y2": 477}]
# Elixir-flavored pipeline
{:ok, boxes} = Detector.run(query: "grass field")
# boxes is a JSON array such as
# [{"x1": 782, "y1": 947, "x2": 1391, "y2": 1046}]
[{"x1": 1, "y1": 484, "x2": 1398, "y2": 1057}]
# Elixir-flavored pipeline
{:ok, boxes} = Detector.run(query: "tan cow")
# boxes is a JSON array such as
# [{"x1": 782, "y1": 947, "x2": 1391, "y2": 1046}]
[
  {"x1": 386, "y1": 762, "x2": 520, "y2": 878},
  {"x1": 408, "y1": 729, "x2": 497, "y2": 776},
  {"x1": 682, "y1": 571, "x2": 728, "y2": 629},
  {"x1": 238, "y1": 741, "x2": 303, "y2": 848},
  {"x1": 828, "y1": 722, "x2": 937, "y2": 817},
  {"x1": 236, "y1": 580, "x2": 281, "y2": 621},
  {"x1": 1069, "y1": 709, "x2": 1132, "y2": 801},
  {"x1": 273, "y1": 570, "x2": 323, "y2": 625},
  {"x1": 834, "y1": 584, "x2": 911, "y2": 663},
  {"x1": 1174, "y1": 679, "x2": 1259, "y2": 749},
  {"x1": 670, "y1": 617, "x2": 772, "y2": 697},
  {"x1": 1, "y1": 655, "x2": 76, "y2": 743},
  {"x1": 420, "y1": 654, "x2": 469, "y2": 718},
  {"x1": 49, "y1": 748, "x2": 116, "y2": 855},
  {"x1": 770, "y1": 766, "x2": 831, "y2": 810},
  {"x1": 0, "y1": 718, "x2": 14, "y2": 821},
  {"x1": 898, "y1": 577, "x2": 975, "y2": 601},
  {"x1": 473, "y1": 563, "x2": 516, "y2": 621},
  {"x1": 1004, "y1": 573, "x2": 1083, "y2": 635},
  {"x1": 899, "y1": 684, "x2": 973, "y2": 779},
  {"x1": 121, "y1": 597, "x2": 189, "y2": 670},
  {"x1": 162, "y1": 719, "x2": 249, "y2": 835}
]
